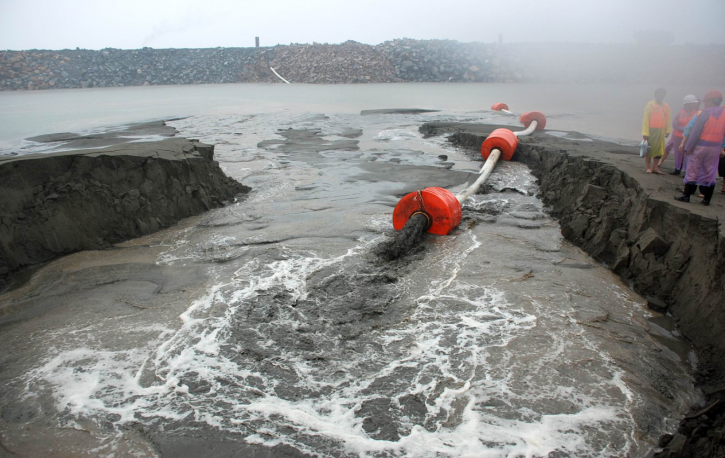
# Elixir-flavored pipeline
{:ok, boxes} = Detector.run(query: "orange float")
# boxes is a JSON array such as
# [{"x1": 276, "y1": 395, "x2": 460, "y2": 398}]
[
  {"x1": 491, "y1": 102, "x2": 509, "y2": 111},
  {"x1": 481, "y1": 128, "x2": 519, "y2": 161},
  {"x1": 392, "y1": 187, "x2": 462, "y2": 235},
  {"x1": 519, "y1": 111, "x2": 547, "y2": 130}
]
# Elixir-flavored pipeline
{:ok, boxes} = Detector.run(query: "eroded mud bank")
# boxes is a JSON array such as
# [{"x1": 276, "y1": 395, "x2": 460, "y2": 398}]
[
  {"x1": 0, "y1": 126, "x2": 249, "y2": 287},
  {"x1": 421, "y1": 121, "x2": 725, "y2": 457}
]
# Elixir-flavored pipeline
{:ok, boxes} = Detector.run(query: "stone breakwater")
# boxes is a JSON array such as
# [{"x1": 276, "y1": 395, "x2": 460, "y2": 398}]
[
  {"x1": 2, "y1": 39, "x2": 724, "y2": 90},
  {"x1": 0, "y1": 131, "x2": 249, "y2": 285},
  {"x1": 420, "y1": 122, "x2": 725, "y2": 458}
]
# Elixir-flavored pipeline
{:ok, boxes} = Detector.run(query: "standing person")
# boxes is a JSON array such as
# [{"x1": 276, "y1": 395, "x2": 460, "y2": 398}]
[
  {"x1": 719, "y1": 148, "x2": 725, "y2": 193},
  {"x1": 678, "y1": 109, "x2": 702, "y2": 176},
  {"x1": 679, "y1": 111, "x2": 700, "y2": 151},
  {"x1": 642, "y1": 88, "x2": 672, "y2": 174},
  {"x1": 675, "y1": 90, "x2": 725, "y2": 205},
  {"x1": 661, "y1": 95, "x2": 699, "y2": 175}
]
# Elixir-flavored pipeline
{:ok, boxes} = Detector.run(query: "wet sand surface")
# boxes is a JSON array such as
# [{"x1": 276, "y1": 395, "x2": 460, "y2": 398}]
[
  {"x1": 0, "y1": 111, "x2": 700, "y2": 457},
  {"x1": 2, "y1": 120, "x2": 181, "y2": 157}
]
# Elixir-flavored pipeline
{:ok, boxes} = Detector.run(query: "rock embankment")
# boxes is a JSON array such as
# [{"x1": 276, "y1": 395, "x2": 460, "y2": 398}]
[
  {"x1": 420, "y1": 122, "x2": 725, "y2": 458},
  {"x1": 0, "y1": 134, "x2": 249, "y2": 285},
  {"x1": 267, "y1": 41, "x2": 399, "y2": 84},
  {"x1": 376, "y1": 39, "x2": 514, "y2": 83},
  {"x1": 2, "y1": 39, "x2": 724, "y2": 90}
]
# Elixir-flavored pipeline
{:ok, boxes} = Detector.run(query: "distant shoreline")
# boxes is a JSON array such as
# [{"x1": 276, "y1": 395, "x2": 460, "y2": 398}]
[{"x1": 2, "y1": 39, "x2": 724, "y2": 91}]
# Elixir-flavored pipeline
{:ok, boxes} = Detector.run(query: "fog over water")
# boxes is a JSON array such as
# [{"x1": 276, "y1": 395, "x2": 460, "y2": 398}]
[{"x1": 2, "y1": 0, "x2": 724, "y2": 50}]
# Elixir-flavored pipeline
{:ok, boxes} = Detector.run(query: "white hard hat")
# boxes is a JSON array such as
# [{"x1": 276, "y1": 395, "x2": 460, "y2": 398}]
[{"x1": 683, "y1": 94, "x2": 699, "y2": 104}]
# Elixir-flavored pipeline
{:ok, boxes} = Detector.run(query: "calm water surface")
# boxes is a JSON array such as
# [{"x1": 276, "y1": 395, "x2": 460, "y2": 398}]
[{"x1": 0, "y1": 82, "x2": 714, "y2": 150}]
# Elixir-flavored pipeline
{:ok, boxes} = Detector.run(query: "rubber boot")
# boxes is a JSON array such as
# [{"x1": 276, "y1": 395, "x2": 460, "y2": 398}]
[
  {"x1": 675, "y1": 184, "x2": 696, "y2": 202},
  {"x1": 701, "y1": 185, "x2": 715, "y2": 205},
  {"x1": 669, "y1": 168, "x2": 681, "y2": 175}
]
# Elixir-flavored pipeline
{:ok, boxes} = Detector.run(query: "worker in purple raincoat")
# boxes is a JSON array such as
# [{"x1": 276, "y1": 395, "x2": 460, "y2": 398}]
[{"x1": 675, "y1": 90, "x2": 725, "y2": 206}]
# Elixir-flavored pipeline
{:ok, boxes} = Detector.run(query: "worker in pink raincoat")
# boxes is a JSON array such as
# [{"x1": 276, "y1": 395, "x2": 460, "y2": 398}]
[
  {"x1": 660, "y1": 94, "x2": 699, "y2": 175},
  {"x1": 675, "y1": 90, "x2": 725, "y2": 206}
]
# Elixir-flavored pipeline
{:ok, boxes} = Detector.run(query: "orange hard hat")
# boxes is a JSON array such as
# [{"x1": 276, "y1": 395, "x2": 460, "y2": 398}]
[{"x1": 703, "y1": 90, "x2": 723, "y2": 101}]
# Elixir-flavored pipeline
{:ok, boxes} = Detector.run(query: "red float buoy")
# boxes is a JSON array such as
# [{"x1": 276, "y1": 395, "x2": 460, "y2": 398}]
[
  {"x1": 491, "y1": 102, "x2": 509, "y2": 111},
  {"x1": 393, "y1": 187, "x2": 462, "y2": 236},
  {"x1": 519, "y1": 111, "x2": 547, "y2": 130},
  {"x1": 481, "y1": 128, "x2": 519, "y2": 161}
]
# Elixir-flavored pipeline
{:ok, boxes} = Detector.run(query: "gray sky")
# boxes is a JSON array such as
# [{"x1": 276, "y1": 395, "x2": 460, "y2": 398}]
[{"x1": 2, "y1": 0, "x2": 724, "y2": 50}]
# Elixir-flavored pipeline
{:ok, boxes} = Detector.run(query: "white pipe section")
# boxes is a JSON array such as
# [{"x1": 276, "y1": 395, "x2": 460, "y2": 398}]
[
  {"x1": 501, "y1": 109, "x2": 514, "y2": 116},
  {"x1": 514, "y1": 120, "x2": 537, "y2": 137},
  {"x1": 454, "y1": 120, "x2": 538, "y2": 204},
  {"x1": 270, "y1": 67, "x2": 290, "y2": 84},
  {"x1": 456, "y1": 149, "x2": 501, "y2": 204}
]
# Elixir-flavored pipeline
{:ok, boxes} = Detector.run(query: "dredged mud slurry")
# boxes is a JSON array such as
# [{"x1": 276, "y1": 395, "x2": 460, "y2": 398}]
[{"x1": 376, "y1": 213, "x2": 429, "y2": 261}]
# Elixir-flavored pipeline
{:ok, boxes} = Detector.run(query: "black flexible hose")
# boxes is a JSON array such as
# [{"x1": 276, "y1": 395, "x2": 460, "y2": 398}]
[{"x1": 376, "y1": 213, "x2": 429, "y2": 261}]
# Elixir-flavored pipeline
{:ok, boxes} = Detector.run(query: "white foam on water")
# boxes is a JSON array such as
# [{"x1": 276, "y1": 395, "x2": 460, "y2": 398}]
[
  {"x1": 24, "y1": 323, "x2": 180, "y2": 424},
  {"x1": 364, "y1": 213, "x2": 394, "y2": 233},
  {"x1": 155, "y1": 232, "x2": 196, "y2": 266},
  {"x1": 32, "y1": 226, "x2": 638, "y2": 456},
  {"x1": 462, "y1": 194, "x2": 512, "y2": 214},
  {"x1": 229, "y1": 234, "x2": 629, "y2": 457},
  {"x1": 374, "y1": 129, "x2": 419, "y2": 141},
  {"x1": 485, "y1": 162, "x2": 539, "y2": 195}
]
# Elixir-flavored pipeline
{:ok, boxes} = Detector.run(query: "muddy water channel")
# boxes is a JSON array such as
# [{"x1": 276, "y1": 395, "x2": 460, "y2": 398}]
[{"x1": 0, "y1": 111, "x2": 699, "y2": 457}]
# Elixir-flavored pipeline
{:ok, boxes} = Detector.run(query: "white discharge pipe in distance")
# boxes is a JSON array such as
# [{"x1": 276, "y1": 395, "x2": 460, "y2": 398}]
[
  {"x1": 501, "y1": 109, "x2": 514, "y2": 116},
  {"x1": 270, "y1": 67, "x2": 290, "y2": 84},
  {"x1": 455, "y1": 120, "x2": 538, "y2": 204}
]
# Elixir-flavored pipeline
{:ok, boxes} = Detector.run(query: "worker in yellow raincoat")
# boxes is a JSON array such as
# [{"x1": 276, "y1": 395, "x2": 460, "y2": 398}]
[{"x1": 642, "y1": 88, "x2": 672, "y2": 174}]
